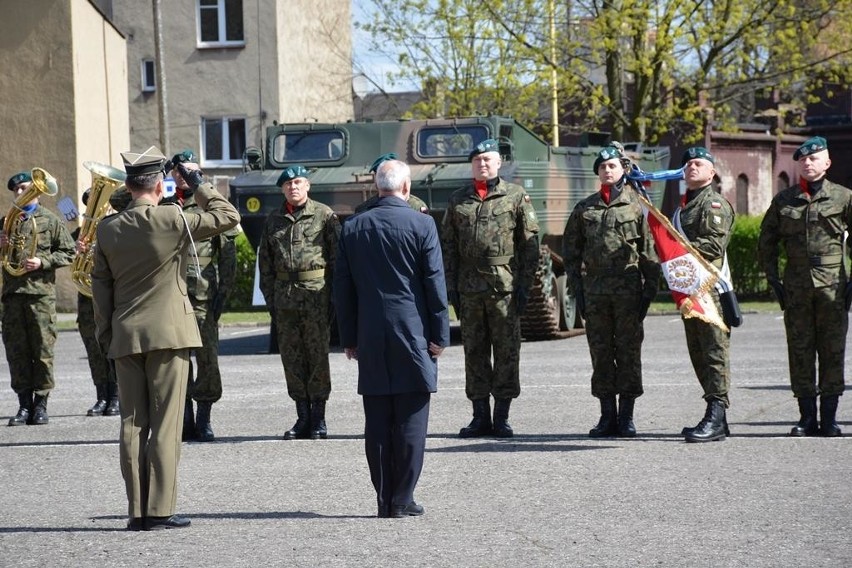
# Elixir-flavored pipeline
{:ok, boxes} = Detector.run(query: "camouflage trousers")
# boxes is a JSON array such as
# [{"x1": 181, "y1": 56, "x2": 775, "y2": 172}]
[
  {"x1": 783, "y1": 281, "x2": 847, "y2": 398},
  {"x1": 682, "y1": 290, "x2": 731, "y2": 406},
  {"x1": 188, "y1": 299, "x2": 223, "y2": 403},
  {"x1": 585, "y1": 291, "x2": 644, "y2": 399},
  {"x1": 2, "y1": 293, "x2": 56, "y2": 395},
  {"x1": 274, "y1": 292, "x2": 332, "y2": 402},
  {"x1": 459, "y1": 291, "x2": 521, "y2": 400},
  {"x1": 77, "y1": 294, "x2": 115, "y2": 388}
]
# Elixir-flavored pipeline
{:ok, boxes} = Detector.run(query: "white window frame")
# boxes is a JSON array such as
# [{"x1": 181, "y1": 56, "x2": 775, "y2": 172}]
[
  {"x1": 196, "y1": 0, "x2": 245, "y2": 48},
  {"x1": 141, "y1": 59, "x2": 156, "y2": 93},
  {"x1": 201, "y1": 116, "x2": 247, "y2": 167}
]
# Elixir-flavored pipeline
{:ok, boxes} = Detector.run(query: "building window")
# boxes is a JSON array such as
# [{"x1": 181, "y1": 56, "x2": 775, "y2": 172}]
[
  {"x1": 197, "y1": 0, "x2": 244, "y2": 47},
  {"x1": 736, "y1": 173, "x2": 749, "y2": 214},
  {"x1": 202, "y1": 117, "x2": 247, "y2": 166},
  {"x1": 141, "y1": 59, "x2": 156, "y2": 92}
]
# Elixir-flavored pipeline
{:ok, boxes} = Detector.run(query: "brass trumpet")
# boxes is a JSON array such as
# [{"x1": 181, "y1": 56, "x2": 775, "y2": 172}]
[
  {"x1": 1, "y1": 167, "x2": 59, "y2": 277},
  {"x1": 71, "y1": 161, "x2": 126, "y2": 297}
]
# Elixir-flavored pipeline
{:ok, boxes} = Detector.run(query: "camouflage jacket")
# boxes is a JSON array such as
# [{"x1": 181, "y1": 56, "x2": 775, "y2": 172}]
[
  {"x1": 758, "y1": 179, "x2": 852, "y2": 287},
  {"x1": 258, "y1": 198, "x2": 341, "y2": 309},
  {"x1": 441, "y1": 178, "x2": 540, "y2": 294},
  {"x1": 562, "y1": 185, "x2": 660, "y2": 296},
  {"x1": 355, "y1": 192, "x2": 429, "y2": 215},
  {"x1": 183, "y1": 191, "x2": 240, "y2": 303},
  {"x1": 1, "y1": 205, "x2": 75, "y2": 298},
  {"x1": 678, "y1": 184, "x2": 734, "y2": 268}
]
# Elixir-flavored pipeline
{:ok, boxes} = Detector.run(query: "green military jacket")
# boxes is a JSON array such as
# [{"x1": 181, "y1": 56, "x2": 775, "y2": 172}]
[
  {"x1": 678, "y1": 184, "x2": 734, "y2": 268},
  {"x1": 441, "y1": 178, "x2": 540, "y2": 294},
  {"x1": 258, "y1": 198, "x2": 341, "y2": 309},
  {"x1": 758, "y1": 179, "x2": 852, "y2": 288},
  {"x1": 562, "y1": 185, "x2": 660, "y2": 296},
  {"x1": 1, "y1": 205, "x2": 75, "y2": 298},
  {"x1": 354, "y1": 192, "x2": 429, "y2": 215},
  {"x1": 182, "y1": 192, "x2": 239, "y2": 303}
]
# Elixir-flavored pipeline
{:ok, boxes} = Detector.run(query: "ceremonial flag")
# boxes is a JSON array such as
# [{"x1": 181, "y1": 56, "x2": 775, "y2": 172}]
[{"x1": 627, "y1": 167, "x2": 729, "y2": 332}]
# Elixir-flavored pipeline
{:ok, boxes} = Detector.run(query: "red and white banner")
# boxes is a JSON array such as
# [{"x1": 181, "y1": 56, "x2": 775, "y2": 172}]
[{"x1": 636, "y1": 193, "x2": 728, "y2": 332}]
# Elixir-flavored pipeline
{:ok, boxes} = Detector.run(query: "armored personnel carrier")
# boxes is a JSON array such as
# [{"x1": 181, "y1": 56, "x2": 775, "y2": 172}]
[{"x1": 230, "y1": 115, "x2": 670, "y2": 340}]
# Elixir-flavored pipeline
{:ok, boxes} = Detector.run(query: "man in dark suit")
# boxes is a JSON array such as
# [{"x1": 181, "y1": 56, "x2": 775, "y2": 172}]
[
  {"x1": 91, "y1": 146, "x2": 240, "y2": 531},
  {"x1": 334, "y1": 159, "x2": 450, "y2": 519}
]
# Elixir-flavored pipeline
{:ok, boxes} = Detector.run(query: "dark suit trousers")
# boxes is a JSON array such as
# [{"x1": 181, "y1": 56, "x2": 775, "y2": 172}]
[{"x1": 362, "y1": 392, "x2": 430, "y2": 514}]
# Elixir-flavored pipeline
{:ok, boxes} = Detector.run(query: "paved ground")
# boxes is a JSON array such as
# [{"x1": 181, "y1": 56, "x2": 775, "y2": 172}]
[{"x1": 0, "y1": 312, "x2": 849, "y2": 567}]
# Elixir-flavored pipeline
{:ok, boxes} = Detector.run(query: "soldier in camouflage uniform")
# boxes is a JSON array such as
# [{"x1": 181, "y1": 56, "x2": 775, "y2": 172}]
[
  {"x1": 563, "y1": 146, "x2": 660, "y2": 438},
  {"x1": 3, "y1": 171, "x2": 75, "y2": 426},
  {"x1": 758, "y1": 136, "x2": 851, "y2": 438},
  {"x1": 441, "y1": 139, "x2": 540, "y2": 438},
  {"x1": 676, "y1": 147, "x2": 736, "y2": 443},
  {"x1": 354, "y1": 153, "x2": 429, "y2": 216},
  {"x1": 167, "y1": 151, "x2": 239, "y2": 442},
  {"x1": 73, "y1": 189, "x2": 119, "y2": 417},
  {"x1": 259, "y1": 164, "x2": 341, "y2": 440}
]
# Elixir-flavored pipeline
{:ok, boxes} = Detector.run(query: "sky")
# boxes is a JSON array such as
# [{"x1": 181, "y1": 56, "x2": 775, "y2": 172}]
[{"x1": 351, "y1": 2, "x2": 416, "y2": 96}]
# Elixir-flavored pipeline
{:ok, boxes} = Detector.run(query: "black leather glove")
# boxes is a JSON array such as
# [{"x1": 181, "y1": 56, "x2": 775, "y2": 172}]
[
  {"x1": 639, "y1": 296, "x2": 652, "y2": 321},
  {"x1": 768, "y1": 279, "x2": 786, "y2": 311},
  {"x1": 845, "y1": 281, "x2": 852, "y2": 311},
  {"x1": 177, "y1": 163, "x2": 204, "y2": 192},
  {"x1": 448, "y1": 290, "x2": 460, "y2": 315},
  {"x1": 211, "y1": 291, "x2": 227, "y2": 322},
  {"x1": 514, "y1": 287, "x2": 529, "y2": 314}
]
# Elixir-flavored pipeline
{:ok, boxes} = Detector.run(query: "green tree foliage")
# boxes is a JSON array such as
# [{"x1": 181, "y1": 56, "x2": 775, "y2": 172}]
[
  {"x1": 356, "y1": 0, "x2": 852, "y2": 144},
  {"x1": 228, "y1": 232, "x2": 257, "y2": 311}
]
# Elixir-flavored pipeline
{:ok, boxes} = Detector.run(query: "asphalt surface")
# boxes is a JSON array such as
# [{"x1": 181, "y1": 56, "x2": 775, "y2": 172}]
[{"x1": 0, "y1": 312, "x2": 850, "y2": 567}]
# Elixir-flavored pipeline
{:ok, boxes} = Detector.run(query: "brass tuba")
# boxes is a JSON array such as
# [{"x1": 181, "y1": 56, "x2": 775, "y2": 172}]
[
  {"x1": 71, "y1": 161, "x2": 126, "y2": 297},
  {"x1": 1, "y1": 167, "x2": 59, "y2": 277}
]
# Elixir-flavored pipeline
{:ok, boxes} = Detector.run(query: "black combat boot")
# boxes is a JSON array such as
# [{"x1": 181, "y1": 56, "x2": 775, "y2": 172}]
[
  {"x1": 820, "y1": 395, "x2": 842, "y2": 438},
  {"x1": 8, "y1": 391, "x2": 33, "y2": 426},
  {"x1": 492, "y1": 399, "x2": 514, "y2": 438},
  {"x1": 284, "y1": 400, "x2": 311, "y2": 440},
  {"x1": 789, "y1": 396, "x2": 819, "y2": 437},
  {"x1": 459, "y1": 398, "x2": 492, "y2": 438},
  {"x1": 182, "y1": 398, "x2": 196, "y2": 441},
  {"x1": 195, "y1": 401, "x2": 215, "y2": 442},
  {"x1": 87, "y1": 384, "x2": 108, "y2": 416},
  {"x1": 589, "y1": 396, "x2": 618, "y2": 438},
  {"x1": 30, "y1": 394, "x2": 49, "y2": 425},
  {"x1": 310, "y1": 400, "x2": 328, "y2": 440},
  {"x1": 684, "y1": 399, "x2": 726, "y2": 443},
  {"x1": 103, "y1": 380, "x2": 120, "y2": 416},
  {"x1": 617, "y1": 396, "x2": 636, "y2": 438}
]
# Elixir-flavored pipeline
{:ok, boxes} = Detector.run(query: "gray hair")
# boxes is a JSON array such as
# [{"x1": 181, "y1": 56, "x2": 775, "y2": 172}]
[{"x1": 375, "y1": 160, "x2": 410, "y2": 194}]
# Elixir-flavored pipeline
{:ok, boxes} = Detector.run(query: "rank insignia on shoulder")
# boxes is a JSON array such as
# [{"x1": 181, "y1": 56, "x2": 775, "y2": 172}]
[
  {"x1": 523, "y1": 194, "x2": 531, "y2": 203},
  {"x1": 711, "y1": 202, "x2": 722, "y2": 209}
]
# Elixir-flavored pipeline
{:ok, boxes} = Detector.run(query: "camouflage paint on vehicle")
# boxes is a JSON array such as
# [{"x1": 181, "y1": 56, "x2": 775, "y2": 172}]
[{"x1": 231, "y1": 116, "x2": 670, "y2": 339}]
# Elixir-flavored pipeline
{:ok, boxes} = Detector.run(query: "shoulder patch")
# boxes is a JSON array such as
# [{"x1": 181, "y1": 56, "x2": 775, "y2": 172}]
[
  {"x1": 523, "y1": 194, "x2": 531, "y2": 203},
  {"x1": 712, "y1": 214, "x2": 721, "y2": 225},
  {"x1": 420, "y1": 206, "x2": 429, "y2": 214},
  {"x1": 711, "y1": 202, "x2": 722, "y2": 209}
]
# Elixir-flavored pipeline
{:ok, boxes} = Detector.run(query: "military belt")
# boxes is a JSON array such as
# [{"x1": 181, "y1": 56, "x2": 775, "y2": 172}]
[
  {"x1": 188, "y1": 255, "x2": 213, "y2": 267},
  {"x1": 473, "y1": 255, "x2": 513, "y2": 268},
  {"x1": 789, "y1": 254, "x2": 843, "y2": 266},
  {"x1": 277, "y1": 268, "x2": 326, "y2": 281}
]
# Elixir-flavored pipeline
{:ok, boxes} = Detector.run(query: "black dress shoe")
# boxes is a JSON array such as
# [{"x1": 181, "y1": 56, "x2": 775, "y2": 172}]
[
  {"x1": 126, "y1": 517, "x2": 145, "y2": 531},
  {"x1": 391, "y1": 502, "x2": 424, "y2": 518},
  {"x1": 377, "y1": 507, "x2": 391, "y2": 518},
  {"x1": 144, "y1": 515, "x2": 191, "y2": 530}
]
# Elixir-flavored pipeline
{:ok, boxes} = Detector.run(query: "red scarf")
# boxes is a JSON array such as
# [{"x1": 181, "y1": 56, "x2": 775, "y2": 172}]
[
  {"x1": 600, "y1": 184, "x2": 611, "y2": 205},
  {"x1": 799, "y1": 178, "x2": 810, "y2": 196},
  {"x1": 286, "y1": 202, "x2": 296, "y2": 215},
  {"x1": 474, "y1": 179, "x2": 488, "y2": 200}
]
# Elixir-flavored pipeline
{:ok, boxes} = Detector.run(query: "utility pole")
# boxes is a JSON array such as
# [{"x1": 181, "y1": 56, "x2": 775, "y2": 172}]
[
  {"x1": 549, "y1": 0, "x2": 559, "y2": 146},
  {"x1": 153, "y1": 0, "x2": 170, "y2": 152}
]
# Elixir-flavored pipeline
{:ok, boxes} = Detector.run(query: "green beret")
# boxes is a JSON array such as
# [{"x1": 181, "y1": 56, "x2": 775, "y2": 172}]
[
  {"x1": 370, "y1": 152, "x2": 398, "y2": 173},
  {"x1": 7, "y1": 171, "x2": 32, "y2": 191},
  {"x1": 121, "y1": 146, "x2": 167, "y2": 176},
  {"x1": 793, "y1": 136, "x2": 828, "y2": 161},
  {"x1": 593, "y1": 146, "x2": 623, "y2": 173},
  {"x1": 276, "y1": 165, "x2": 309, "y2": 186},
  {"x1": 165, "y1": 149, "x2": 196, "y2": 173},
  {"x1": 682, "y1": 146, "x2": 715, "y2": 166},
  {"x1": 468, "y1": 138, "x2": 500, "y2": 161}
]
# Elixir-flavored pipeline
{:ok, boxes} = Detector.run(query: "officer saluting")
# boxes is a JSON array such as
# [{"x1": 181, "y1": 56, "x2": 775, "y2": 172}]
[
  {"x1": 759, "y1": 136, "x2": 852, "y2": 437},
  {"x1": 92, "y1": 146, "x2": 240, "y2": 530}
]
